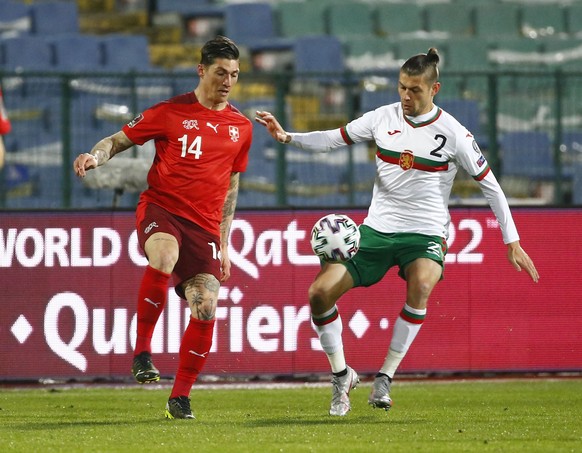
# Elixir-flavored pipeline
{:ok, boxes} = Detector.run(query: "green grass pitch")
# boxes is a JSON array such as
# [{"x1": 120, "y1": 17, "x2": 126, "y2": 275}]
[{"x1": 1, "y1": 379, "x2": 581, "y2": 452}]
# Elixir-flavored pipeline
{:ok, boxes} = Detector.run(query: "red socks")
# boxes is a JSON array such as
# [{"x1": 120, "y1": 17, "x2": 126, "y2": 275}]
[
  {"x1": 134, "y1": 265, "x2": 171, "y2": 355},
  {"x1": 134, "y1": 266, "x2": 215, "y2": 398},
  {"x1": 170, "y1": 317, "x2": 215, "y2": 399}
]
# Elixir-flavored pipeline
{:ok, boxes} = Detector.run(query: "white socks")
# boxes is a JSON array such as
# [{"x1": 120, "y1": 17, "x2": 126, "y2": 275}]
[
  {"x1": 380, "y1": 303, "x2": 426, "y2": 378},
  {"x1": 312, "y1": 305, "x2": 346, "y2": 373}
]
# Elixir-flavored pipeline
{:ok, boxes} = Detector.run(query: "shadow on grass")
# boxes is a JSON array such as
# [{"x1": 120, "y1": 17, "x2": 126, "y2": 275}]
[
  {"x1": 7, "y1": 420, "x2": 143, "y2": 430},
  {"x1": 244, "y1": 414, "x2": 425, "y2": 427}
]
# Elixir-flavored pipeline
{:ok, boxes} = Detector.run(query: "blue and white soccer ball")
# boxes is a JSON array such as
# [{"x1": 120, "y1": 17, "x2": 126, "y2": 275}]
[{"x1": 310, "y1": 213, "x2": 361, "y2": 263}]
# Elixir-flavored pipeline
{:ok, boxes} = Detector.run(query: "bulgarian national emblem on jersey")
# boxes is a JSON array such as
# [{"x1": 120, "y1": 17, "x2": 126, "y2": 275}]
[
  {"x1": 229, "y1": 125, "x2": 239, "y2": 142},
  {"x1": 399, "y1": 149, "x2": 414, "y2": 170}
]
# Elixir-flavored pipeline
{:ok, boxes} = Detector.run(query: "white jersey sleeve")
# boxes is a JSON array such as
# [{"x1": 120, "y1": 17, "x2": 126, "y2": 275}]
[
  {"x1": 478, "y1": 172, "x2": 520, "y2": 244},
  {"x1": 452, "y1": 125, "x2": 520, "y2": 244},
  {"x1": 288, "y1": 129, "x2": 346, "y2": 152},
  {"x1": 288, "y1": 109, "x2": 379, "y2": 151}
]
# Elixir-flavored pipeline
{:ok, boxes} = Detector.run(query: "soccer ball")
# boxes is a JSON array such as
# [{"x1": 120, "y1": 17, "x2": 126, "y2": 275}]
[{"x1": 310, "y1": 213, "x2": 361, "y2": 262}]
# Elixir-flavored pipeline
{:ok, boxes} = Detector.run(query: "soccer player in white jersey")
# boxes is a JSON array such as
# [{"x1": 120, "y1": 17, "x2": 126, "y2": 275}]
[{"x1": 255, "y1": 48, "x2": 539, "y2": 416}]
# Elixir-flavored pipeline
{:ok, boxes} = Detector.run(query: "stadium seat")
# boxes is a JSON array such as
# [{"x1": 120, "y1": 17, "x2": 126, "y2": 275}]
[
  {"x1": 572, "y1": 163, "x2": 582, "y2": 205},
  {"x1": 223, "y1": 3, "x2": 293, "y2": 52},
  {"x1": 238, "y1": 123, "x2": 278, "y2": 207},
  {"x1": 424, "y1": 3, "x2": 474, "y2": 37},
  {"x1": 500, "y1": 131, "x2": 555, "y2": 180},
  {"x1": 566, "y1": 4, "x2": 582, "y2": 36},
  {"x1": 156, "y1": 0, "x2": 223, "y2": 15},
  {"x1": 473, "y1": 4, "x2": 520, "y2": 39},
  {"x1": 376, "y1": 3, "x2": 424, "y2": 37},
  {"x1": 51, "y1": 34, "x2": 104, "y2": 72},
  {"x1": 1, "y1": 35, "x2": 53, "y2": 71},
  {"x1": 351, "y1": 160, "x2": 376, "y2": 206},
  {"x1": 438, "y1": 99, "x2": 482, "y2": 140},
  {"x1": 325, "y1": 1, "x2": 375, "y2": 40},
  {"x1": 170, "y1": 69, "x2": 199, "y2": 96},
  {"x1": 345, "y1": 37, "x2": 396, "y2": 60},
  {"x1": 541, "y1": 38, "x2": 582, "y2": 70},
  {"x1": 29, "y1": 1, "x2": 79, "y2": 35},
  {"x1": 395, "y1": 39, "x2": 447, "y2": 64},
  {"x1": 489, "y1": 38, "x2": 547, "y2": 93},
  {"x1": 558, "y1": 131, "x2": 582, "y2": 179},
  {"x1": 0, "y1": 1, "x2": 31, "y2": 37},
  {"x1": 100, "y1": 34, "x2": 152, "y2": 72},
  {"x1": 520, "y1": 4, "x2": 567, "y2": 38},
  {"x1": 488, "y1": 38, "x2": 543, "y2": 70},
  {"x1": 286, "y1": 160, "x2": 347, "y2": 207},
  {"x1": 560, "y1": 131, "x2": 582, "y2": 156},
  {"x1": 445, "y1": 38, "x2": 492, "y2": 72},
  {"x1": 344, "y1": 37, "x2": 398, "y2": 72},
  {"x1": 276, "y1": 1, "x2": 326, "y2": 38},
  {"x1": 1, "y1": 92, "x2": 58, "y2": 151},
  {"x1": 359, "y1": 89, "x2": 399, "y2": 113},
  {"x1": 293, "y1": 35, "x2": 345, "y2": 76},
  {"x1": 442, "y1": 38, "x2": 493, "y2": 99}
]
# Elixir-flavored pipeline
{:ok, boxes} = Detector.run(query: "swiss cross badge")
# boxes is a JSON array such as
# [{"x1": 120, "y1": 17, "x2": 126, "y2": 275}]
[
  {"x1": 399, "y1": 149, "x2": 414, "y2": 170},
  {"x1": 229, "y1": 126, "x2": 239, "y2": 142}
]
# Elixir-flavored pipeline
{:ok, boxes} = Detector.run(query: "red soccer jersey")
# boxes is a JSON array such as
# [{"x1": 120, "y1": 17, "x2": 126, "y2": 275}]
[{"x1": 123, "y1": 92, "x2": 252, "y2": 236}]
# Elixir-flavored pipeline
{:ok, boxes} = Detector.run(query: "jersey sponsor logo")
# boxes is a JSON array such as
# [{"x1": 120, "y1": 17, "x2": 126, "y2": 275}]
[
  {"x1": 182, "y1": 119, "x2": 199, "y2": 130},
  {"x1": 399, "y1": 149, "x2": 414, "y2": 170},
  {"x1": 387, "y1": 129, "x2": 401, "y2": 135},
  {"x1": 229, "y1": 125, "x2": 240, "y2": 142},
  {"x1": 127, "y1": 114, "x2": 144, "y2": 128},
  {"x1": 206, "y1": 122, "x2": 219, "y2": 133},
  {"x1": 477, "y1": 155, "x2": 486, "y2": 167}
]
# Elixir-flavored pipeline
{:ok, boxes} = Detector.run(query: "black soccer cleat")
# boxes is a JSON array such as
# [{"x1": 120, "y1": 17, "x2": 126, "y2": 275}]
[
  {"x1": 165, "y1": 396, "x2": 195, "y2": 419},
  {"x1": 131, "y1": 351, "x2": 160, "y2": 384}
]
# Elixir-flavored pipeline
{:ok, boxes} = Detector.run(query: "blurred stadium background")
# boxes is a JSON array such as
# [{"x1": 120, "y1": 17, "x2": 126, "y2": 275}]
[{"x1": 1, "y1": 0, "x2": 582, "y2": 209}]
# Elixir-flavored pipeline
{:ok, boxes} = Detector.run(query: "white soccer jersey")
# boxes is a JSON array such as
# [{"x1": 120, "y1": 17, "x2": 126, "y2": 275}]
[{"x1": 289, "y1": 102, "x2": 519, "y2": 244}]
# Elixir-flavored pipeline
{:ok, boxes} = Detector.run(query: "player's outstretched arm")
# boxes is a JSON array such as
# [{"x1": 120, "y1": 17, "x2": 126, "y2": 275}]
[
  {"x1": 255, "y1": 110, "x2": 290, "y2": 144},
  {"x1": 507, "y1": 241, "x2": 539, "y2": 283},
  {"x1": 73, "y1": 131, "x2": 134, "y2": 178}
]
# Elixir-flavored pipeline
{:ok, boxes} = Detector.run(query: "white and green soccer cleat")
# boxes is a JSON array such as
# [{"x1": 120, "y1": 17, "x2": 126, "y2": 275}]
[
  {"x1": 368, "y1": 373, "x2": 393, "y2": 411},
  {"x1": 329, "y1": 366, "x2": 359, "y2": 416}
]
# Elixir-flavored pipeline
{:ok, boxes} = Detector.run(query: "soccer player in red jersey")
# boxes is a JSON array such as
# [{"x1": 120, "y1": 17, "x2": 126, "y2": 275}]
[
  {"x1": 0, "y1": 87, "x2": 11, "y2": 169},
  {"x1": 73, "y1": 36, "x2": 252, "y2": 419}
]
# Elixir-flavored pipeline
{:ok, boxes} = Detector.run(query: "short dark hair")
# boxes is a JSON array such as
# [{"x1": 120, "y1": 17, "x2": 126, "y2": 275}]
[
  {"x1": 401, "y1": 47, "x2": 440, "y2": 84},
  {"x1": 200, "y1": 36, "x2": 240, "y2": 66}
]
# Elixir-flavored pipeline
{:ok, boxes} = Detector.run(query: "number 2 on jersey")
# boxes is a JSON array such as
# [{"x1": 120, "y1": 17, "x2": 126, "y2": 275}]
[
  {"x1": 179, "y1": 134, "x2": 202, "y2": 159},
  {"x1": 430, "y1": 134, "x2": 447, "y2": 158}
]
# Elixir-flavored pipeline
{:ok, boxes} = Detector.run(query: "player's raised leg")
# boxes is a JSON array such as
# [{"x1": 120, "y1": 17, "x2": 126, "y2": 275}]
[{"x1": 310, "y1": 263, "x2": 358, "y2": 416}]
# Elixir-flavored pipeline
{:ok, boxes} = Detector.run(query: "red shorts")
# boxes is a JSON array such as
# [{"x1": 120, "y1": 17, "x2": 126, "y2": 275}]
[{"x1": 136, "y1": 201, "x2": 221, "y2": 299}]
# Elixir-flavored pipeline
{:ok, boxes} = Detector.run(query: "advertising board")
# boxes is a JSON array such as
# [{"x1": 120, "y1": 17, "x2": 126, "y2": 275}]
[{"x1": 1, "y1": 209, "x2": 579, "y2": 380}]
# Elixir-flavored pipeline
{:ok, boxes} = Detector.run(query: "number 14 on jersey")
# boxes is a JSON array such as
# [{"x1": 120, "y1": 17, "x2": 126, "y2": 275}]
[{"x1": 179, "y1": 135, "x2": 202, "y2": 159}]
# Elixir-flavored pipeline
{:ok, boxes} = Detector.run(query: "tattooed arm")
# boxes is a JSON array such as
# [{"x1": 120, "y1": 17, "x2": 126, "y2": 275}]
[
  {"x1": 219, "y1": 172, "x2": 240, "y2": 282},
  {"x1": 73, "y1": 131, "x2": 135, "y2": 178}
]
